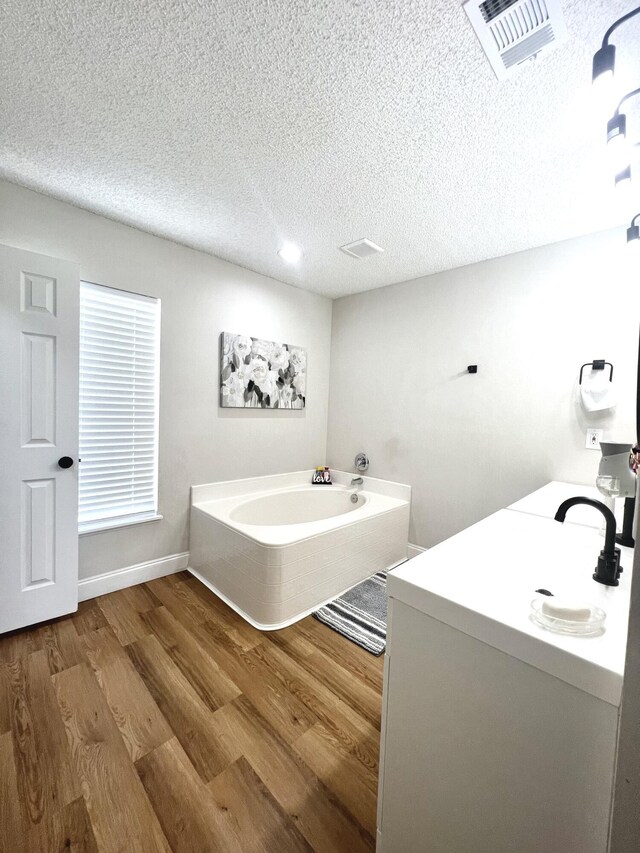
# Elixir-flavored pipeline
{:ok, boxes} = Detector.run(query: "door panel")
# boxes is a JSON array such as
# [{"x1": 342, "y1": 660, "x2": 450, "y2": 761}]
[
  {"x1": 0, "y1": 244, "x2": 79, "y2": 633},
  {"x1": 21, "y1": 332, "x2": 56, "y2": 445},
  {"x1": 21, "y1": 478, "x2": 56, "y2": 586},
  {"x1": 21, "y1": 271, "x2": 57, "y2": 315}
]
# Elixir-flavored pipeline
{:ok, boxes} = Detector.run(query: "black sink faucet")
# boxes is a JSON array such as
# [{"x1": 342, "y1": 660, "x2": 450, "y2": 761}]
[{"x1": 554, "y1": 497, "x2": 622, "y2": 586}]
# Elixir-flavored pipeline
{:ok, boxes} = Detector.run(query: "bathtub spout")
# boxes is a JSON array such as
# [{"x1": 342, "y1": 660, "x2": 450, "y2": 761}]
[{"x1": 351, "y1": 477, "x2": 364, "y2": 486}]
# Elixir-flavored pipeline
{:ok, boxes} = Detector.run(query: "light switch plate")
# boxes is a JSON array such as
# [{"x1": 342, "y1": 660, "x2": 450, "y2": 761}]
[{"x1": 586, "y1": 429, "x2": 603, "y2": 450}]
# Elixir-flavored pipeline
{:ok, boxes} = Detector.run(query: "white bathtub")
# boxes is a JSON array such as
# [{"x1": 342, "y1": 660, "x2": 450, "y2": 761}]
[{"x1": 189, "y1": 470, "x2": 411, "y2": 630}]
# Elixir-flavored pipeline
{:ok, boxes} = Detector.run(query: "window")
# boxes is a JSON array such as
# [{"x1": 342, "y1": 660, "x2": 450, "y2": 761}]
[{"x1": 78, "y1": 282, "x2": 161, "y2": 533}]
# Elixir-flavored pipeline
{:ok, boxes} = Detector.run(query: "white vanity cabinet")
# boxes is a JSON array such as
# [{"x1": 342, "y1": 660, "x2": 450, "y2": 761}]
[{"x1": 377, "y1": 490, "x2": 633, "y2": 853}]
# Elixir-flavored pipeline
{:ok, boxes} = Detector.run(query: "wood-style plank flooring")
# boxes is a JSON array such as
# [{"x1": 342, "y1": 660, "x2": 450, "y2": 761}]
[{"x1": 0, "y1": 572, "x2": 383, "y2": 852}]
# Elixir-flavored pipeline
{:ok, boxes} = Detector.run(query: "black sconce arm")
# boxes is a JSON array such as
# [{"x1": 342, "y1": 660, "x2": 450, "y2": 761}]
[{"x1": 601, "y1": 7, "x2": 640, "y2": 47}]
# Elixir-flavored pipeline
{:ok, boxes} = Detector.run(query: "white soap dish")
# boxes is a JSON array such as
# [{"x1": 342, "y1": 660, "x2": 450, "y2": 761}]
[{"x1": 530, "y1": 597, "x2": 606, "y2": 637}]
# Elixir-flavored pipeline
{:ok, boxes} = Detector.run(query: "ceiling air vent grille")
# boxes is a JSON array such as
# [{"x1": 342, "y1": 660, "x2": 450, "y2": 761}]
[
  {"x1": 339, "y1": 239, "x2": 385, "y2": 259},
  {"x1": 480, "y1": 0, "x2": 520, "y2": 24},
  {"x1": 464, "y1": 0, "x2": 567, "y2": 80}
]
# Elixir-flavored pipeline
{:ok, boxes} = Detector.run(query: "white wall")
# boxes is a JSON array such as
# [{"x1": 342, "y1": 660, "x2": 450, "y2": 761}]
[
  {"x1": 0, "y1": 180, "x2": 332, "y2": 579},
  {"x1": 3, "y1": 178, "x2": 637, "y2": 566},
  {"x1": 327, "y1": 230, "x2": 638, "y2": 548}
]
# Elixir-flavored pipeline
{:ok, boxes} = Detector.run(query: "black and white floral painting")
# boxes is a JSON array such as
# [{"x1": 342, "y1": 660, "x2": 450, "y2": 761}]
[{"x1": 220, "y1": 332, "x2": 306, "y2": 409}]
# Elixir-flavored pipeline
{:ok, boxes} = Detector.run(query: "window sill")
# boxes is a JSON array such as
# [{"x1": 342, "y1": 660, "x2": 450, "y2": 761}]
[{"x1": 79, "y1": 512, "x2": 163, "y2": 536}]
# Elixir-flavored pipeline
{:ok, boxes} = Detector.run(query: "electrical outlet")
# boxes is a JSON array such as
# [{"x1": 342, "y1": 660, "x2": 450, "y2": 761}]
[{"x1": 586, "y1": 429, "x2": 603, "y2": 450}]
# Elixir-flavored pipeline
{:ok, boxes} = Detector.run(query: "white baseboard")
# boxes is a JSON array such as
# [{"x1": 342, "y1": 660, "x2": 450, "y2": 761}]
[
  {"x1": 78, "y1": 552, "x2": 189, "y2": 601},
  {"x1": 407, "y1": 543, "x2": 426, "y2": 559}
]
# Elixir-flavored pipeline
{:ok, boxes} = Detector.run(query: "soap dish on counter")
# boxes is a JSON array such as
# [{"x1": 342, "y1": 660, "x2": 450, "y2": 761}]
[{"x1": 530, "y1": 597, "x2": 606, "y2": 637}]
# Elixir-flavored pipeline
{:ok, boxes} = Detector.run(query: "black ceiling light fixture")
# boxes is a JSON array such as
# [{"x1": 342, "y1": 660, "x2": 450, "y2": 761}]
[
  {"x1": 607, "y1": 87, "x2": 640, "y2": 147},
  {"x1": 615, "y1": 164, "x2": 632, "y2": 189},
  {"x1": 594, "y1": 7, "x2": 640, "y2": 243},
  {"x1": 607, "y1": 111, "x2": 627, "y2": 146},
  {"x1": 607, "y1": 88, "x2": 640, "y2": 182},
  {"x1": 628, "y1": 213, "x2": 640, "y2": 245},
  {"x1": 592, "y1": 7, "x2": 640, "y2": 91}
]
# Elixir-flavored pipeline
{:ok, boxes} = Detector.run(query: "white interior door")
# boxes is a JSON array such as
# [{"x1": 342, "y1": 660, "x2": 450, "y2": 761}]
[{"x1": 0, "y1": 244, "x2": 80, "y2": 633}]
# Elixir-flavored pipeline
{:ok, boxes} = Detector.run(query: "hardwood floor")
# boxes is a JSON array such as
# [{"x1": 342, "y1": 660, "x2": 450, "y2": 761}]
[{"x1": 0, "y1": 572, "x2": 383, "y2": 852}]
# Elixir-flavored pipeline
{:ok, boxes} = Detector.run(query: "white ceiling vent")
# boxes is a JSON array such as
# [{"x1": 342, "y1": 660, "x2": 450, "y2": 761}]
[
  {"x1": 339, "y1": 238, "x2": 385, "y2": 259},
  {"x1": 463, "y1": 0, "x2": 567, "y2": 80}
]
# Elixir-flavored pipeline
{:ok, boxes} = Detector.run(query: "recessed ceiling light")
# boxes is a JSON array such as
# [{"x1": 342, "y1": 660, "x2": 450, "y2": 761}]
[
  {"x1": 277, "y1": 242, "x2": 302, "y2": 264},
  {"x1": 339, "y1": 238, "x2": 385, "y2": 259}
]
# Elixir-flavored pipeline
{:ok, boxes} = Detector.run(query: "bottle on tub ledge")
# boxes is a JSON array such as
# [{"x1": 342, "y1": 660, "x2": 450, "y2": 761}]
[{"x1": 312, "y1": 466, "x2": 332, "y2": 485}]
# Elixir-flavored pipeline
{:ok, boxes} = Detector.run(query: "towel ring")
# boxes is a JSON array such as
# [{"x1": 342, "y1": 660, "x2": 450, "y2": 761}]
[{"x1": 579, "y1": 360, "x2": 614, "y2": 385}]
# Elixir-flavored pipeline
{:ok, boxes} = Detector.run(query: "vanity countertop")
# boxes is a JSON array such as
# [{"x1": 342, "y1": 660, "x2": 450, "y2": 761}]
[
  {"x1": 389, "y1": 487, "x2": 634, "y2": 707},
  {"x1": 507, "y1": 480, "x2": 604, "y2": 526}
]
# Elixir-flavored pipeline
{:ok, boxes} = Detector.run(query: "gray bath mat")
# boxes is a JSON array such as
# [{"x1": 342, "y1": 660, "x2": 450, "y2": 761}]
[{"x1": 313, "y1": 572, "x2": 388, "y2": 656}]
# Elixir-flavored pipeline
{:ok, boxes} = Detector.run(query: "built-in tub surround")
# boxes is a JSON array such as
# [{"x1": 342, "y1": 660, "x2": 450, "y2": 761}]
[{"x1": 189, "y1": 470, "x2": 410, "y2": 629}]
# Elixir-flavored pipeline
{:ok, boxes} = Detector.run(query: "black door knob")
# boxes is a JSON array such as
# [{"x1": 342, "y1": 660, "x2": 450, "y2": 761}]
[{"x1": 58, "y1": 456, "x2": 74, "y2": 469}]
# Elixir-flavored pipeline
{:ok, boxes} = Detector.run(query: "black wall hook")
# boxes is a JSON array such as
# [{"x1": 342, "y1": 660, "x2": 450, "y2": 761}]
[
  {"x1": 579, "y1": 360, "x2": 613, "y2": 384},
  {"x1": 467, "y1": 365, "x2": 478, "y2": 374}
]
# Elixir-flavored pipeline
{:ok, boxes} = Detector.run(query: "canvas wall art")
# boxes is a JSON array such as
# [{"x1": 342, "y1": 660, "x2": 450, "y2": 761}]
[{"x1": 220, "y1": 332, "x2": 307, "y2": 409}]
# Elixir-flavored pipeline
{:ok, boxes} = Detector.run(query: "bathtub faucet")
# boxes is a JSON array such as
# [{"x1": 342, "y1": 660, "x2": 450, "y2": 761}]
[{"x1": 351, "y1": 476, "x2": 364, "y2": 486}]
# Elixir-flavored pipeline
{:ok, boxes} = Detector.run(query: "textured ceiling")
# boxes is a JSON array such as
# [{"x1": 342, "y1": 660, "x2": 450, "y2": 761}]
[{"x1": 1, "y1": 0, "x2": 639, "y2": 298}]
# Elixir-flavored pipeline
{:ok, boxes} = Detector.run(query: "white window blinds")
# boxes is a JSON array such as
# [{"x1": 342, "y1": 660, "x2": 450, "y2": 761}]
[{"x1": 79, "y1": 282, "x2": 160, "y2": 532}]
